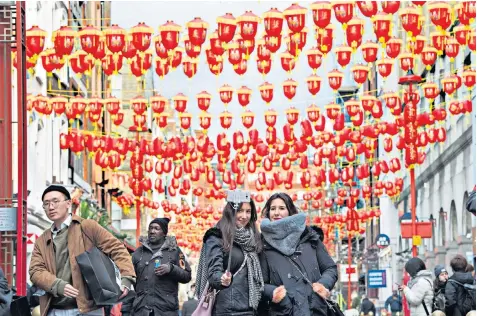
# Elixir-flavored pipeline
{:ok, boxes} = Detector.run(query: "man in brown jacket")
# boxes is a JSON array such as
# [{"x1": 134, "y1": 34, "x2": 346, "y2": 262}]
[{"x1": 29, "y1": 185, "x2": 136, "y2": 316}]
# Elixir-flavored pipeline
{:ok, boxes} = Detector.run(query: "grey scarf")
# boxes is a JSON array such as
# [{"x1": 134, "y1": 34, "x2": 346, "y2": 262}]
[
  {"x1": 260, "y1": 212, "x2": 307, "y2": 256},
  {"x1": 195, "y1": 227, "x2": 263, "y2": 310}
]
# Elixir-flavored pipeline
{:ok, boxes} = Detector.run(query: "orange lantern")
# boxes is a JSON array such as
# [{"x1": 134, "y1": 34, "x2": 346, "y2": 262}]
[
  {"x1": 237, "y1": 86, "x2": 252, "y2": 108},
  {"x1": 259, "y1": 82, "x2": 274, "y2": 104},
  {"x1": 217, "y1": 13, "x2": 237, "y2": 44},
  {"x1": 159, "y1": 21, "x2": 181, "y2": 51},
  {"x1": 283, "y1": 3, "x2": 307, "y2": 34}
]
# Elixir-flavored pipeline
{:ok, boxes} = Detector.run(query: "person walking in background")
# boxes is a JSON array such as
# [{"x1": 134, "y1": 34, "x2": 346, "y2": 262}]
[
  {"x1": 384, "y1": 291, "x2": 402, "y2": 316},
  {"x1": 445, "y1": 255, "x2": 476, "y2": 316},
  {"x1": 131, "y1": 218, "x2": 192, "y2": 316},
  {"x1": 195, "y1": 199, "x2": 263, "y2": 316},
  {"x1": 360, "y1": 295, "x2": 376, "y2": 316},
  {"x1": 399, "y1": 258, "x2": 434, "y2": 316},
  {"x1": 433, "y1": 265, "x2": 448, "y2": 313},
  {"x1": 29, "y1": 185, "x2": 136, "y2": 316},
  {"x1": 259, "y1": 192, "x2": 338, "y2": 316},
  {"x1": 181, "y1": 283, "x2": 198, "y2": 316}
]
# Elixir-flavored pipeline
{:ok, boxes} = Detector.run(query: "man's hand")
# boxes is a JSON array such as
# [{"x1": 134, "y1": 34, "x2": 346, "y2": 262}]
[
  {"x1": 312, "y1": 282, "x2": 330, "y2": 299},
  {"x1": 155, "y1": 263, "x2": 171, "y2": 276},
  {"x1": 272, "y1": 285, "x2": 287, "y2": 303},
  {"x1": 118, "y1": 286, "x2": 129, "y2": 299},
  {"x1": 63, "y1": 284, "x2": 79, "y2": 298}
]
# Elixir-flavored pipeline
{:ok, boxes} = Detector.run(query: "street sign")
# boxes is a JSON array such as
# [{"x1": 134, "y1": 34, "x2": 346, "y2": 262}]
[
  {"x1": 376, "y1": 233, "x2": 390, "y2": 248},
  {"x1": 339, "y1": 264, "x2": 358, "y2": 282},
  {"x1": 367, "y1": 269, "x2": 387, "y2": 288},
  {"x1": 0, "y1": 207, "x2": 17, "y2": 231}
]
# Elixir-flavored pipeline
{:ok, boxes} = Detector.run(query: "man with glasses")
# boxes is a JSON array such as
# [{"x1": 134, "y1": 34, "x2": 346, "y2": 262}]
[{"x1": 29, "y1": 185, "x2": 136, "y2": 316}]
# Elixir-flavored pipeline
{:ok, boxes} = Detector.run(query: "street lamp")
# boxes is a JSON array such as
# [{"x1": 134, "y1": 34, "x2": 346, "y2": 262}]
[{"x1": 398, "y1": 69, "x2": 422, "y2": 257}]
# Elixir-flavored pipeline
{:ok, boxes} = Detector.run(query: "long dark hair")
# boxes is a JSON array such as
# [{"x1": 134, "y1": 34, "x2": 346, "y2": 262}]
[
  {"x1": 216, "y1": 200, "x2": 262, "y2": 253},
  {"x1": 405, "y1": 257, "x2": 426, "y2": 277},
  {"x1": 262, "y1": 192, "x2": 299, "y2": 219}
]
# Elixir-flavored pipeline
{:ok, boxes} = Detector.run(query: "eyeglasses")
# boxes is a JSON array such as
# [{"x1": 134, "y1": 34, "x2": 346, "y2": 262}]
[{"x1": 42, "y1": 199, "x2": 68, "y2": 210}]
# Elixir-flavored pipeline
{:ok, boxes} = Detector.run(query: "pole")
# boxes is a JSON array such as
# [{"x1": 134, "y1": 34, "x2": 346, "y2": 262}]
[
  {"x1": 135, "y1": 131, "x2": 140, "y2": 248},
  {"x1": 410, "y1": 167, "x2": 418, "y2": 257},
  {"x1": 347, "y1": 237, "x2": 352, "y2": 308}
]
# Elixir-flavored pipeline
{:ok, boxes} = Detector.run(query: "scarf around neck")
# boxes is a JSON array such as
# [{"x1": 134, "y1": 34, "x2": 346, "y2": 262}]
[{"x1": 260, "y1": 212, "x2": 307, "y2": 256}]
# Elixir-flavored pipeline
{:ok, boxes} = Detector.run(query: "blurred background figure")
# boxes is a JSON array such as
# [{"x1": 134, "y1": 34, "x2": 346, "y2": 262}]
[{"x1": 384, "y1": 290, "x2": 403, "y2": 316}]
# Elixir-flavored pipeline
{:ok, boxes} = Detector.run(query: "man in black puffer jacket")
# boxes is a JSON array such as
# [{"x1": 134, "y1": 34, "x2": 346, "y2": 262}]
[
  {"x1": 131, "y1": 218, "x2": 192, "y2": 316},
  {"x1": 445, "y1": 255, "x2": 476, "y2": 316}
]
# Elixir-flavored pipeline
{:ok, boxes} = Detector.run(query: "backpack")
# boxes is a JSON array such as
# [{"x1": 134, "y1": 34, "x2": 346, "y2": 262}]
[
  {"x1": 448, "y1": 279, "x2": 476, "y2": 315},
  {"x1": 432, "y1": 290, "x2": 445, "y2": 312}
]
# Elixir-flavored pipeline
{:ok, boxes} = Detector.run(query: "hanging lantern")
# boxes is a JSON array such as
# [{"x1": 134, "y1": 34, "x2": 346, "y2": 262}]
[
  {"x1": 444, "y1": 38, "x2": 460, "y2": 62},
  {"x1": 315, "y1": 24, "x2": 334, "y2": 55},
  {"x1": 361, "y1": 95, "x2": 378, "y2": 113},
  {"x1": 386, "y1": 37, "x2": 402, "y2": 58},
  {"x1": 351, "y1": 64, "x2": 369, "y2": 86},
  {"x1": 280, "y1": 51, "x2": 296, "y2": 72},
  {"x1": 285, "y1": 108, "x2": 300, "y2": 125},
  {"x1": 227, "y1": 39, "x2": 243, "y2": 66},
  {"x1": 183, "y1": 35, "x2": 201, "y2": 59},
  {"x1": 372, "y1": 12, "x2": 392, "y2": 44},
  {"x1": 454, "y1": 26, "x2": 470, "y2": 48},
  {"x1": 346, "y1": 17, "x2": 364, "y2": 49},
  {"x1": 259, "y1": 82, "x2": 274, "y2": 104},
  {"x1": 422, "y1": 82, "x2": 440, "y2": 100},
  {"x1": 282, "y1": 79, "x2": 298, "y2": 101},
  {"x1": 159, "y1": 21, "x2": 181, "y2": 51},
  {"x1": 196, "y1": 91, "x2": 212, "y2": 112},
  {"x1": 311, "y1": 1, "x2": 332, "y2": 29},
  {"x1": 178, "y1": 112, "x2": 192, "y2": 130},
  {"x1": 305, "y1": 47, "x2": 323, "y2": 72},
  {"x1": 263, "y1": 7, "x2": 284, "y2": 37},
  {"x1": 283, "y1": 3, "x2": 307, "y2": 34},
  {"x1": 198, "y1": 112, "x2": 213, "y2": 131},
  {"x1": 376, "y1": 58, "x2": 393, "y2": 79},
  {"x1": 357, "y1": 1, "x2": 378, "y2": 17},
  {"x1": 122, "y1": 40, "x2": 138, "y2": 64},
  {"x1": 327, "y1": 69, "x2": 344, "y2": 91},
  {"x1": 335, "y1": 45, "x2": 353, "y2": 68},
  {"x1": 129, "y1": 50, "x2": 153, "y2": 77},
  {"x1": 131, "y1": 96, "x2": 148, "y2": 116},
  {"x1": 264, "y1": 109, "x2": 278, "y2": 130},
  {"x1": 399, "y1": 6, "x2": 423, "y2": 39},
  {"x1": 218, "y1": 111, "x2": 233, "y2": 129},
  {"x1": 170, "y1": 47, "x2": 184, "y2": 69},
  {"x1": 428, "y1": 2, "x2": 452, "y2": 32},
  {"x1": 398, "y1": 52, "x2": 414, "y2": 71},
  {"x1": 26, "y1": 25, "x2": 47, "y2": 58},
  {"x1": 263, "y1": 33, "x2": 282, "y2": 53},
  {"x1": 361, "y1": 41, "x2": 379, "y2": 64},
  {"x1": 332, "y1": 1, "x2": 354, "y2": 29},
  {"x1": 462, "y1": 70, "x2": 476, "y2": 89},
  {"x1": 441, "y1": 76, "x2": 458, "y2": 95},
  {"x1": 182, "y1": 57, "x2": 198, "y2": 78},
  {"x1": 78, "y1": 25, "x2": 102, "y2": 56},
  {"x1": 218, "y1": 84, "x2": 234, "y2": 106},
  {"x1": 52, "y1": 26, "x2": 75, "y2": 58},
  {"x1": 382, "y1": 91, "x2": 401, "y2": 111},
  {"x1": 102, "y1": 24, "x2": 126, "y2": 55},
  {"x1": 187, "y1": 17, "x2": 208, "y2": 47},
  {"x1": 306, "y1": 104, "x2": 321, "y2": 125},
  {"x1": 237, "y1": 86, "x2": 252, "y2": 108},
  {"x1": 306, "y1": 74, "x2": 322, "y2": 96},
  {"x1": 241, "y1": 111, "x2": 255, "y2": 129},
  {"x1": 234, "y1": 59, "x2": 248, "y2": 76},
  {"x1": 155, "y1": 58, "x2": 170, "y2": 77},
  {"x1": 237, "y1": 11, "x2": 260, "y2": 41},
  {"x1": 50, "y1": 96, "x2": 68, "y2": 116},
  {"x1": 431, "y1": 31, "x2": 448, "y2": 55},
  {"x1": 150, "y1": 94, "x2": 168, "y2": 116},
  {"x1": 381, "y1": 1, "x2": 401, "y2": 15},
  {"x1": 217, "y1": 13, "x2": 237, "y2": 44},
  {"x1": 41, "y1": 48, "x2": 64, "y2": 74},
  {"x1": 469, "y1": 31, "x2": 476, "y2": 52},
  {"x1": 325, "y1": 103, "x2": 341, "y2": 120},
  {"x1": 257, "y1": 58, "x2": 272, "y2": 76},
  {"x1": 154, "y1": 35, "x2": 169, "y2": 59},
  {"x1": 102, "y1": 51, "x2": 123, "y2": 76},
  {"x1": 407, "y1": 35, "x2": 426, "y2": 55},
  {"x1": 256, "y1": 39, "x2": 271, "y2": 61},
  {"x1": 208, "y1": 30, "x2": 225, "y2": 56},
  {"x1": 69, "y1": 50, "x2": 94, "y2": 75},
  {"x1": 420, "y1": 46, "x2": 438, "y2": 70},
  {"x1": 286, "y1": 28, "x2": 307, "y2": 57},
  {"x1": 208, "y1": 59, "x2": 224, "y2": 76},
  {"x1": 156, "y1": 113, "x2": 169, "y2": 129}
]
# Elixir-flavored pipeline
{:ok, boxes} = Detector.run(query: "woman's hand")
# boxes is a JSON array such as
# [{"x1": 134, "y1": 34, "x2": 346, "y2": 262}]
[
  {"x1": 220, "y1": 271, "x2": 232, "y2": 287},
  {"x1": 312, "y1": 282, "x2": 330, "y2": 299},
  {"x1": 272, "y1": 285, "x2": 287, "y2": 303}
]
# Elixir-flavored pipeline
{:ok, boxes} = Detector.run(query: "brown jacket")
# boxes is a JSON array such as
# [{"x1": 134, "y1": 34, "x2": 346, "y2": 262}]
[{"x1": 29, "y1": 215, "x2": 136, "y2": 316}]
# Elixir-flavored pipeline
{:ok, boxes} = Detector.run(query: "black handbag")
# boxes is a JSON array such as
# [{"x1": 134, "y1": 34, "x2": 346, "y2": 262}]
[
  {"x1": 287, "y1": 258, "x2": 345, "y2": 316},
  {"x1": 75, "y1": 225, "x2": 122, "y2": 306},
  {"x1": 9, "y1": 295, "x2": 31, "y2": 316}
]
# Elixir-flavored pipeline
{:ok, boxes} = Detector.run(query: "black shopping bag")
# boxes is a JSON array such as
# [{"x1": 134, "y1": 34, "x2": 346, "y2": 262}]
[
  {"x1": 10, "y1": 295, "x2": 31, "y2": 316},
  {"x1": 76, "y1": 226, "x2": 121, "y2": 306}
]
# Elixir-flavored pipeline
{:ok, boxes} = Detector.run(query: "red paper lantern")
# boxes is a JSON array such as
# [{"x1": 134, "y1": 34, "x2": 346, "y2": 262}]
[
  {"x1": 376, "y1": 58, "x2": 393, "y2": 78},
  {"x1": 263, "y1": 8, "x2": 284, "y2": 37},
  {"x1": 264, "y1": 109, "x2": 278, "y2": 129},
  {"x1": 357, "y1": 1, "x2": 378, "y2": 17},
  {"x1": 196, "y1": 91, "x2": 212, "y2": 112},
  {"x1": 227, "y1": 40, "x2": 243, "y2": 66},
  {"x1": 372, "y1": 12, "x2": 392, "y2": 44},
  {"x1": 237, "y1": 11, "x2": 260, "y2": 41},
  {"x1": 422, "y1": 82, "x2": 440, "y2": 100},
  {"x1": 103, "y1": 24, "x2": 126, "y2": 54},
  {"x1": 346, "y1": 17, "x2": 364, "y2": 49},
  {"x1": 219, "y1": 111, "x2": 233, "y2": 129},
  {"x1": 398, "y1": 52, "x2": 414, "y2": 71},
  {"x1": 237, "y1": 86, "x2": 252, "y2": 108},
  {"x1": 316, "y1": 24, "x2": 334, "y2": 55},
  {"x1": 150, "y1": 94, "x2": 168, "y2": 116},
  {"x1": 386, "y1": 37, "x2": 402, "y2": 58},
  {"x1": 155, "y1": 58, "x2": 170, "y2": 77},
  {"x1": 52, "y1": 26, "x2": 75, "y2": 58},
  {"x1": 283, "y1": 3, "x2": 307, "y2": 34},
  {"x1": 335, "y1": 45, "x2": 353, "y2": 68},
  {"x1": 285, "y1": 29, "x2": 307, "y2": 57},
  {"x1": 431, "y1": 31, "x2": 448, "y2": 55},
  {"x1": 306, "y1": 75, "x2": 322, "y2": 96},
  {"x1": 256, "y1": 39, "x2": 272, "y2": 61},
  {"x1": 102, "y1": 51, "x2": 123, "y2": 76},
  {"x1": 311, "y1": 2, "x2": 332, "y2": 29},
  {"x1": 361, "y1": 41, "x2": 379, "y2": 64},
  {"x1": 469, "y1": 31, "x2": 476, "y2": 52},
  {"x1": 282, "y1": 79, "x2": 298, "y2": 100},
  {"x1": 327, "y1": 69, "x2": 344, "y2": 91},
  {"x1": 325, "y1": 103, "x2": 341, "y2": 120},
  {"x1": 420, "y1": 46, "x2": 438, "y2": 70},
  {"x1": 263, "y1": 34, "x2": 282, "y2": 54},
  {"x1": 441, "y1": 76, "x2": 458, "y2": 95},
  {"x1": 280, "y1": 51, "x2": 296, "y2": 73},
  {"x1": 259, "y1": 82, "x2": 274, "y2": 104},
  {"x1": 407, "y1": 35, "x2": 426, "y2": 55},
  {"x1": 399, "y1": 6, "x2": 423, "y2": 38},
  {"x1": 183, "y1": 35, "x2": 201, "y2": 59},
  {"x1": 129, "y1": 50, "x2": 152, "y2": 77},
  {"x1": 26, "y1": 25, "x2": 47, "y2": 58},
  {"x1": 257, "y1": 58, "x2": 272, "y2": 75},
  {"x1": 234, "y1": 59, "x2": 248, "y2": 76},
  {"x1": 428, "y1": 2, "x2": 452, "y2": 31},
  {"x1": 444, "y1": 38, "x2": 460, "y2": 61},
  {"x1": 462, "y1": 70, "x2": 476, "y2": 89},
  {"x1": 122, "y1": 40, "x2": 138, "y2": 63},
  {"x1": 241, "y1": 111, "x2": 255, "y2": 129},
  {"x1": 305, "y1": 47, "x2": 323, "y2": 72},
  {"x1": 187, "y1": 17, "x2": 208, "y2": 46},
  {"x1": 130, "y1": 22, "x2": 154, "y2": 52},
  {"x1": 381, "y1": 1, "x2": 400, "y2": 15},
  {"x1": 332, "y1": 1, "x2": 354, "y2": 28},
  {"x1": 159, "y1": 21, "x2": 181, "y2": 51},
  {"x1": 41, "y1": 48, "x2": 64, "y2": 73},
  {"x1": 285, "y1": 107, "x2": 300, "y2": 125},
  {"x1": 351, "y1": 64, "x2": 369, "y2": 86},
  {"x1": 182, "y1": 57, "x2": 198, "y2": 78},
  {"x1": 199, "y1": 112, "x2": 213, "y2": 131},
  {"x1": 217, "y1": 13, "x2": 237, "y2": 44},
  {"x1": 218, "y1": 84, "x2": 234, "y2": 106}
]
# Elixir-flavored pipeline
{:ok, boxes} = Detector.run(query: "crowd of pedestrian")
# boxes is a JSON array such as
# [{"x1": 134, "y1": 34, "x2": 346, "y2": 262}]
[{"x1": 0, "y1": 185, "x2": 475, "y2": 316}]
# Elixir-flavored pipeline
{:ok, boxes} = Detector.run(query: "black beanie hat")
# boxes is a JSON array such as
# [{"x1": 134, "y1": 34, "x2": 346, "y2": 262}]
[
  {"x1": 42, "y1": 185, "x2": 71, "y2": 201},
  {"x1": 149, "y1": 218, "x2": 170, "y2": 235}
]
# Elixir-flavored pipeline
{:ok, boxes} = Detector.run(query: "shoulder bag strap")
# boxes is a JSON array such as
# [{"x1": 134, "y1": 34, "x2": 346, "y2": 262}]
[
  {"x1": 79, "y1": 222, "x2": 95, "y2": 249},
  {"x1": 421, "y1": 279, "x2": 433, "y2": 316}
]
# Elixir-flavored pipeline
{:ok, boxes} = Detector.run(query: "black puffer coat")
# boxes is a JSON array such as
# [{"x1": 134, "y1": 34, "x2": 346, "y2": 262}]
[
  {"x1": 259, "y1": 227, "x2": 338, "y2": 316},
  {"x1": 131, "y1": 236, "x2": 192, "y2": 316},
  {"x1": 445, "y1": 271, "x2": 475, "y2": 316},
  {"x1": 204, "y1": 228, "x2": 255, "y2": 316}
]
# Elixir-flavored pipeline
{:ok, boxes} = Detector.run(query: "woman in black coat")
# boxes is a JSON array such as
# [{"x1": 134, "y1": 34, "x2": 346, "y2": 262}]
[
  {"x1": 259, "y1": 193, "x2": 338, "y2": 316},
  {"x1": 195, "y1": 199, "x2": 264, "y2": 316}
]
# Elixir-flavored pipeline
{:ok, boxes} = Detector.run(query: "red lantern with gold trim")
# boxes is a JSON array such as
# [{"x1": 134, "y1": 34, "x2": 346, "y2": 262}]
[
  {"x1": 332, "y1": 1, "x2": 354, "y2": 28},
  {"x1": 241, "y1": 111, "x2": 255, "y2": 129},
  {"x1": 444, "y1": 38, "x2": 459, "y2": 61},
  {"x1": 237, "y1": 86, "x2": 252, "y2": 107},
  {"x1": 237, "y1": 11, "x2": 260, "y2": 41},
  {"x1": 217, "y1": 13, "x2": 237, "y2": 44},
  {"x1": 282, "y1": 79, "x2": 298, "y2": 101},
  {"x1": 431, "y1": 31, "x2": 448, "y2": 55},
  {"x1": 52, "y1": 26, "x2": 75, "y2": 58},
  {"x1": 26, "y1": 25, "x2": 47, "y2": 58},
  {"x1": 306, "y1": 75, "x2": 322, "y2": 96},
  {"x1": 178, "y1": 112, "x2": 192, "y2": 130},
  {"x1": 442, "y1": 76, "x2": 458, "y2": 95},
  {"x1": 428, "y1": 2, "x2": 452, "y2": 31},
  {"x1": 199, "y1": 112, "x2": 213, "y2": 131},
  {"x1": 285, "y1": 107, "x2": 300, "y2": 125},
  {"x1": 78, "y1": 25, "x2": 103, "y2": 56},
  {"x1": 280, "y1": 51, "x2": 296, "y2": 72},
  {"x1": 361, "y1": 41, "x2": 379, "y2": 64},
  {"x1": 219, "y1": 111, "x2": 233, "y2": 129},
  {"x1": 386, "y1": 37, "x2": 402, "y2": 58},
  {"x1": 234, "y1": 59, "x2": 248, "y2": 76},
  {"x1": 182, "y1": 57, "x2": 198, "y2": 78},
  {"x1": 196, "y1": 91, "x2": 212, "y2": 112},
  {"x1": 150, "y1": 94, "x2": 167, "y2": 116},
  {"x1": 209, "y1": 31, "x2": 225, "y2": 56},
  {"x1": 325, "y1": 103, "x2": 341, "y2": 120},
  {"x1": 372, "y1": 12, "x2": 392, "y2": 44},
  {"x1": 311, "y1": 2, "x2": 332, "y2": 29},
  {"x1": 259, "y1": 82, "x2": 274, "y2": 104},
  {"x1": 263, "y1": 34, "x2": 281, "y2": 53},
  {"x1": 218, "y1": 84, "x2": 234, "y2": 106},
  {"x1": 421, "y1": 46, "x2": 438, "y2": 70},
  {"x1": 155, "y1": 58, "x2": 170, "y2": 77},
  {"x1": 327, "y1": 69, "x2": 344, "y2": 91},
  {"x1": 422, "y1": 82, "x2": 440, "y2": 100},
  {"x1": 399, "y1": 6, "x2": 423, "y2": 38},
  {"x1": 183, "y1": 35, "x2": 201, "y2": 59},
  {"x1": 257, "y1": 58, "x2": 271, "y2": 75},
  {"x1": 469, "y1": 31, "x2": 476, "y2": 52},
  {"x1": 351, "y1": 64, "x2": 369, "y2": 86},
  {"x1": 398, "y1": 52, "x2": 414, "y2": 71},
  {"x1": 346, "y1": 17, "x2": 365, "y2": 49},
  {"x1": 187, "y1": 17, "x2": 208, "y2": 46},
  {"x1": 357, "y1": 1, "x2": 378, "y2": 17},
  {"x1": 316, "y1": 24, "x2": 334, "y2": 55},
  {"x1": 381, "y1": 1, "x2": 400, "y2": 14},
  {"x1": 103, "y1": 24, "x2": 125, "y2": 54},
  {"x1": 131, "y1": 96, "x2": 147, "y2": 115},
  {"x1": 407, "y1": 35, "x2": 426, "y2": 55},
  {"x1": 376, "y1": 58, "x2": 393, "y2": 79},
  {"x1": 283, "y1": 3, "x2": 307, "y2": 34},
  {"x1": 257, "y1": 39, "x2": 271, "y2": 61},
  {"x1": 335, "y1": 45, "x2": 352, "y2": 68},
  {"x1": 305, "y1": 47, "x2": 323, "y2": 72},
  {"x1": 462, "y1": 70, "x2": 476, "y2": 89},
  {"x1": 263, "y1": 8, "x2": 283, "y2": 37},
  {"x1": 264, "y1": 109, "x2": 278, "y2": 129},
  {"x1": 130, "y1": 50, "x2": 152, "y2": 77},
  {"x1": 159, "y1": 21, "x2": 181, "y2": 51}
]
